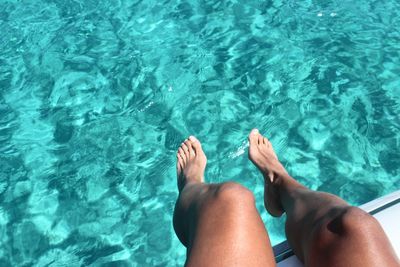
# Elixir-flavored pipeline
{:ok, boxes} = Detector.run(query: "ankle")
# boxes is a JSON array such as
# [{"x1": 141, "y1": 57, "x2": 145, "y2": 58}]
[
  {"x1": 273, "y1": 171, "x2": 300, "y2": 192},
  {"x1": 179, "y1": 182, "x2": 209, "y2": 204},
  {"x1": 279, "y1": 177, "x2": 305, "y2": 199},
  {"x1": 265, "y1": 169, "x2": 289, "y2": 186}
]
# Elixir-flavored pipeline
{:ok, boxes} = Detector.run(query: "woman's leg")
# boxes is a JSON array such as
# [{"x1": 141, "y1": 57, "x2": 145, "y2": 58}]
[
  {"x1": 173, "y1": 136, "x2": 276, "y2": 267},
  {"x1": 248, "y1": 129, "x2": 400, "y2": 267}
]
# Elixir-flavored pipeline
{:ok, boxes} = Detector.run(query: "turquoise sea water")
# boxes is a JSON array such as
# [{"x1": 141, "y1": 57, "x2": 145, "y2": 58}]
[{"x1": 1, "y1": 0, "x2": 400, "y2": 266}]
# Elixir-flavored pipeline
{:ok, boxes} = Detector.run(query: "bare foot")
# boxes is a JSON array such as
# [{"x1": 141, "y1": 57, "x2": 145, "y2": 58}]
[
  {"x1": 248, "y1": 129, "x2": 287, "y2": 217},
  {"x1": 176, "y1": 136, "x2": 207, "y2": 192}
]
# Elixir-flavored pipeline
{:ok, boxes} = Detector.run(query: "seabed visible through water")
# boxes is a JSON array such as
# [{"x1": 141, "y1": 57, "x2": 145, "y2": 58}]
[{"x1": 0, "y1": 0, "x2": 399, "y2": 266}]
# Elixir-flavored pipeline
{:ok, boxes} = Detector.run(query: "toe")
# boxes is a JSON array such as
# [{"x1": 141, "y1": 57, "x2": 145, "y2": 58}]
[
  {"x1": 189, "y1": 136, "x2": 202, "y2": 155},
  {"x1": 176, "y1": 153, "x2": 183, "y2": 174},
  {"x1": 181, "y1": 141, "x2": 190, "y2": 159},
  {"x1": 265, "y1": 138, "x2": 273, "y2": 148},
  {"x1": 257, "y1": 133, "x2": 263, "y2": 145},
  {"x1": 178, "y1": 147, "x2": 186, "y2": 164},
  {"x1": 248, "y1": 129, "x2": 259, "y2": 146},
  {"x1": 184, "y1": 139, "x2": 195, "y2": 159},
  {"x1": 263, "y1": 137, "x2": 268, "y2": 145}
]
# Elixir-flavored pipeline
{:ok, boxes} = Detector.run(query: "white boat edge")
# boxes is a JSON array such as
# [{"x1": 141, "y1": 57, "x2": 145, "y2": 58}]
[
  {"x1": 359, "y1": 189, "x2": 400, "y2": 213},
  {"x1": 275, "y1": 190, "x2": 400, "y2": 266}
]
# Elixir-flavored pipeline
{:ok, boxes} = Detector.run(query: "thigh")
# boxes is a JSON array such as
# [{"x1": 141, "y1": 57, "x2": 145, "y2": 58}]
[
  {"x1": 305, "y1": 209, "x2": 399, "y2": 267},
  {"x1": 184, "y1": 183, "x2": 276, "y2": 267}
]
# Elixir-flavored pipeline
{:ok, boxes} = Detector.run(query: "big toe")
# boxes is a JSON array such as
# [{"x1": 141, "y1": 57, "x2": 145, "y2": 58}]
[
  {"x1": 248, "y1": 129, "x2": 259, "y2": 146},
  {"x1": 189, "y1": 136, "x2": 205, "y2": 157}
]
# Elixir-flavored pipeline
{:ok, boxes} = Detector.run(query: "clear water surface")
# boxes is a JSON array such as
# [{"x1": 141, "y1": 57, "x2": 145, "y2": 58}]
[{"x1": 0, "y1": 0, "x2": 400, "y2": 266}]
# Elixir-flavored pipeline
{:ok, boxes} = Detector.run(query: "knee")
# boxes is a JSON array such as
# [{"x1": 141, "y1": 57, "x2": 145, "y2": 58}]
[
  {"x1": 211, "y1": 182, "x2": 255, "y2": 207},
  {"x1": 339, "y1": 207, "x2": 380, "y2": 233},
  {"x1": 324, "y1": 207, "x2": 379, "y2": 236}
]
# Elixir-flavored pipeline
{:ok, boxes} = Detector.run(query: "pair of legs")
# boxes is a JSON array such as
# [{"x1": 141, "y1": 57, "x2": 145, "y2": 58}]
[{"x1": 173, "y1": 130, "x2": 400, "y2": 267}]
